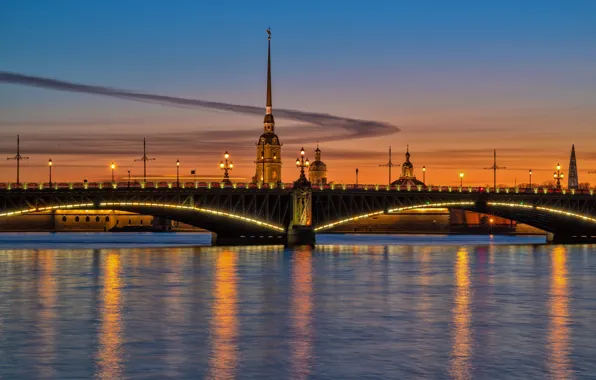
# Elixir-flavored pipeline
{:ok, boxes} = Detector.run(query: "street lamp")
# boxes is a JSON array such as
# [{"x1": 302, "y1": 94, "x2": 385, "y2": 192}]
[
  {"x1": 295, "y1": 147, "x2": 310, "y2": 182},
  {"x1": 529, "y1": 169, "x2": 532, "y2": 190},
  {"x1": 459, "y1": 171, "x2": 464, "y2": 187},
  {"x1": 553, "y1": 163, "x2": 564, "y2": 189},
  {"x1": 356, "y1": 168, "x2": 359, "y2": 186},
  {"x1": 127, "y1": 170, "x2": 131, "y2": 188},
  {"x1": 48, "y1": 158, "x2": 53, "y2": 188},
  {"x1": 422, "y1": 165, "x2": 426, "y2": 184},
  {"x1": 110, "y1": 162, "x2": 116, "y2": 183},
  {"x1": 176, "y1": 159, "x2": 180, "y2": 188},
  {"x1": 220, "y1": 151, "x2": 233, "y2": 183}
]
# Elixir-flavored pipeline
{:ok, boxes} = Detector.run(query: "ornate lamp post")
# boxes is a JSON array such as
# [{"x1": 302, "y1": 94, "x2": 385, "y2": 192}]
[
  {"x1": 422, "y1": 165, "x2": 426, "y2": 184},
  {"x1": 356, "y1": 168, "x2": 359, "y2": 186},
  {"x1": 529, "y1": 169, "x2": 532, "y2": 190},
  {"x1": 554, "y1": 163, "x2": 564, "y2": 189},
  {"x1": 459, "y1": 171, "x2": 464, "y2": 187},
  {"x1": 220, "y1": 151, "x2": 233, "y2": 183},
  {"x1": 295, "y1": 147, "x2": 310, "y2": 182},
  {"x1": 110, "y1": 162, "x2": 116, "y2": 183},
  {"x1": 48, "y1": 158, "x2": 53, "y2": 188},
  {"x1": 176, "y1": 159, "x2": 180, "y2": 188}
]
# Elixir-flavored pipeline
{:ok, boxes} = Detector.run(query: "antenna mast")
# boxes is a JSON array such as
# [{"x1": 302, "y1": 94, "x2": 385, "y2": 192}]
[
  {"x1": 134, "y1": 138, "x2": 156, "y2": 182},
  {"x1": 6, "y1": 135, "x2": 29, "y2": 185}
]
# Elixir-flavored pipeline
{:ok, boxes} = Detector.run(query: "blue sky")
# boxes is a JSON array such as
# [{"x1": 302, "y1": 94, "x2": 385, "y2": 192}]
[{"x1": 1, "y1": 0, "x2": 596, "y2": 183}]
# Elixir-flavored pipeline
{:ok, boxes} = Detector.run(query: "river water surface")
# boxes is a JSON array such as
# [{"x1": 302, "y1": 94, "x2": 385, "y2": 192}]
[{"x1": 1, "y1": 233, "x2": 595, "y2": 379}]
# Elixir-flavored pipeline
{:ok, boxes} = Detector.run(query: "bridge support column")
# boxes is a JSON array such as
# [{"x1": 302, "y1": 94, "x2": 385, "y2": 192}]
[{"x1": 286, "y1": 178, "x2": 315, "y2": 247}]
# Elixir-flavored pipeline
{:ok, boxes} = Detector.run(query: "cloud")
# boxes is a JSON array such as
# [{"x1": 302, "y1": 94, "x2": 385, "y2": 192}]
[{"x1": 0, "y1": 71, "x2": 400, "y2": 141}]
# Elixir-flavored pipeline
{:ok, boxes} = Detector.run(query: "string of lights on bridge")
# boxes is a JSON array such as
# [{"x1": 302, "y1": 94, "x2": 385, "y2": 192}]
[{"x1": 2, "y1": 200, "x2": 595, "y2": 233}]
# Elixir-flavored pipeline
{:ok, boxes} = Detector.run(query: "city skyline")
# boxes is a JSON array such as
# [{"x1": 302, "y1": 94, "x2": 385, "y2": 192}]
[{"x1": 1, "y1": 0, "x2": 596, "y2": 185}]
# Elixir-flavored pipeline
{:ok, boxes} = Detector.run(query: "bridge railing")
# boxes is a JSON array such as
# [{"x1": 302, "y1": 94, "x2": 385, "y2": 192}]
[{"x1": 0, "y1": 182, "x2": 593, "y2": 195}]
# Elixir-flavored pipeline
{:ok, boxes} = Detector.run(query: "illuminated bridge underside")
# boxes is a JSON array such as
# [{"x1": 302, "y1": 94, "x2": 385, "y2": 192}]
[
  {"x1": 312, "y1": 191, "x2": 596, "y2": 241},
  {"x1": 1, "y1": 188, "x2": 596, "y2": 243},
  {"x1": 0, "y1": 189, "x2": 291, "y2": 240}
]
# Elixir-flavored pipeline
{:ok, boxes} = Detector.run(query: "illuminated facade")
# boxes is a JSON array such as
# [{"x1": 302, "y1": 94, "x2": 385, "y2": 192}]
[
  {"x1": 253, "y1": 29, "x2": 282, "y2": 184},
  {"x1": 308, "y1": 144, "x2": 328, "y2": 185},
  {"x1": 391, "y1": 146, "x2": 425, "y2": 187}
]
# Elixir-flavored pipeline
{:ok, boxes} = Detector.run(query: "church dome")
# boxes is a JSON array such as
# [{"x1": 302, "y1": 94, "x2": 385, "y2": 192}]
[
  {"x1": 309, "y1": 160, "x2": 327, "y2": 171},
  {"x1": 258, "y1": 132, "x2": 281, "y2": 145}
]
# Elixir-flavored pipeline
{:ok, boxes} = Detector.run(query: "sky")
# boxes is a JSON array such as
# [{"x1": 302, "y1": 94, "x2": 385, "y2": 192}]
[{"x1": 1, "y1": 0, "x2": 596, "y2": 185}]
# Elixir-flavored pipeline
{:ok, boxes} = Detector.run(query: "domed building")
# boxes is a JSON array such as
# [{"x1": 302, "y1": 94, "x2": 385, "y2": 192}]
[
  {"x1": 309, "y1": 144, "x2": 328, "y2": 185},
  {"x1": 391, "y1": 146, "x2": 425, "y2": 187}
]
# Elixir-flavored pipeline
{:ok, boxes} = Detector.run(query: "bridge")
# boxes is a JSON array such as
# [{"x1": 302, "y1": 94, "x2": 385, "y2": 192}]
[{"x1": 1, "y1": 181, "x2": 596, "y2": 245}]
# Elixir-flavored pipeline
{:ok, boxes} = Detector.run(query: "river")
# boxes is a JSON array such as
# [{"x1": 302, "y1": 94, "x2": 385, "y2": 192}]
[{"x1": 1, "y1": 233, "x2": 595, "y2": 379}]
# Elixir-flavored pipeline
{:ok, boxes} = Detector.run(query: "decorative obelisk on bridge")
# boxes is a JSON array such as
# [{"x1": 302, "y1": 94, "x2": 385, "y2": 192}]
[{"x1": 253, "y1": 28, "x2": 282, "y2": 184}]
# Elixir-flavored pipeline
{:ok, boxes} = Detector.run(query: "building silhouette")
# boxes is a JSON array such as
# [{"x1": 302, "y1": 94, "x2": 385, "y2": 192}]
[
  {"x1": 391, "y1": 146, "x2": 425, "y2": 187},
  {"x1": 253, "y1": 29, "x2": 282, "y2": 184},
  {"x1": 568, "y1": 144, "x2": 578, "y2": 189},
  {"x1": 308, "y1": 144, "x2": 328, "y2": 185}
]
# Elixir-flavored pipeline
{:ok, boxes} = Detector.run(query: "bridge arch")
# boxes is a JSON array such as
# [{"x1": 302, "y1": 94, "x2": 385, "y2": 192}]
[
  {"x1": 0, "y1": 201, "x2": 285, "y2": 235},
  {"x1": 314, "y1": 200, "x2": 596, "y2": 237}
]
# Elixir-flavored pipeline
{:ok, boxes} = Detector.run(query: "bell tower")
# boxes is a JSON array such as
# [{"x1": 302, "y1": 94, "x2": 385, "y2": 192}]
[{"x1": 253, "y1": 28, "x2": 282, "y2": 184}]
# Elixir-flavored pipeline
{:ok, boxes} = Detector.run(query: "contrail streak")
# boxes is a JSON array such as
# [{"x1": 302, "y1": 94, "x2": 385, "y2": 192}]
[{"x1": 0, "y1": 72, "x2": 400, "y2": 141}]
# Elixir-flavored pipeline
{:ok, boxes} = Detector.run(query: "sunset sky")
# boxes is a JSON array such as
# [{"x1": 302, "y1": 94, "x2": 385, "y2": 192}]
[{"x1": 1, "y1": 0, "x2": 596, "y2": 185}]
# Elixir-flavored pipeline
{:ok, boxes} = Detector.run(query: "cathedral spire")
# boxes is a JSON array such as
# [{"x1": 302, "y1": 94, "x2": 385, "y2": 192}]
[
  {"x1": 266, "y1": 28, "x2": 272, "y2": 113},
  {"x1": 263, "y1": 27, "x2": 275, "y2": 130},
  {"x1": 568, "y1": 144, "x2": 579, "y2": 189}
]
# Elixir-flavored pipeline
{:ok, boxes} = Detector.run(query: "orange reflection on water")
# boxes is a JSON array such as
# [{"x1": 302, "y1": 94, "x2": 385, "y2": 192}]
[
  {"x1": 450, "y1": 248, "x2": 471, "y2": 380},
  {"x1": 37, "y1": 251, "x2": 57, "y2": 378},
  {"x1": 96, "y1": 252, "x2": 123, "y2": 379},
  {"x1": 548, "y1": 246, "x2": 572, "y2": 379},
  {"x1": 291, "y1": 248, "x2": 314, "y2": 380},
  {"x1": 208, "y1": 251, "x2": 238, "y2": 379}
]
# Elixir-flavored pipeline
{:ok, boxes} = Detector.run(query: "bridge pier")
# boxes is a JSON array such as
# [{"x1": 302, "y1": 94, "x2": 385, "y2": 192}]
[
  {"x1": 286, "y1": 226, "x2": 316, "y2": 247},
  {"x1": 285, "y1": 174, "x2": 316, "y2": 247}
]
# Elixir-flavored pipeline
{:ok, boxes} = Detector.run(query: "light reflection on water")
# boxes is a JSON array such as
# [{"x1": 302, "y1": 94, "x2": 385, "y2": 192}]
[
  {"x1": 548, "y1": 246, "x2": 572, "y2": 379},
  {"x1": 209, "y1": 250, "x2": 238, "y2": 380},
  {"x1": 96, "y1": 251, "x2": 123, "y2": 379},
  {"x1": 0, "y1": 235, "x2": 595, "y2": 379},
  {"x1": 450, "y1": 248, "x2": 471, "y2": 380}
]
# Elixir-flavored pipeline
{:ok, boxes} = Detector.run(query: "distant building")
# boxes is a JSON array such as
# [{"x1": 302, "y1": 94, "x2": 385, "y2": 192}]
[
  {"x1": 309, "y1": 144, "x2": 328, "y2": 185},
  {"x1": 391, "y1": 147, "x2": 425, "y2": 187},
  {"x1": 568, "y1": 144, "x2": 578, "y2": 189},
  {"x1": 253, "y1": 29, "x2": 282, "y2": 184}
]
